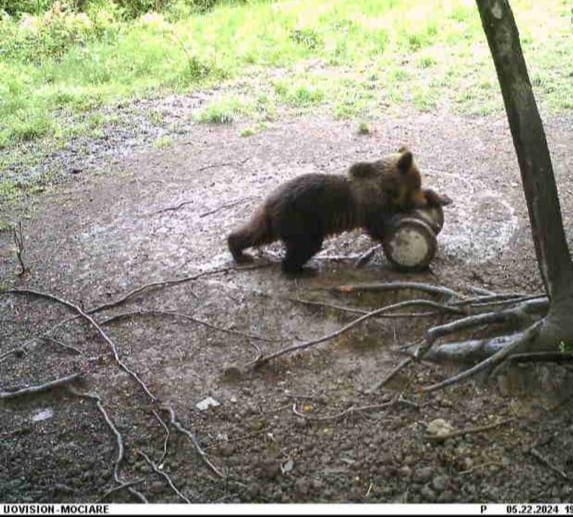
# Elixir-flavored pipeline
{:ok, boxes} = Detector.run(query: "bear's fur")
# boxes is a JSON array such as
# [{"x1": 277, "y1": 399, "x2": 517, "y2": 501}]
[{"x1": 227, "y1": 148, "x2": 451, "y2": 273}]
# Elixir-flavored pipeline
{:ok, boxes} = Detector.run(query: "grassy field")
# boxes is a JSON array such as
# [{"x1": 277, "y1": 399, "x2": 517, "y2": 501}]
[{"x1": 0, "y1": 0, "x2": 571, "y2": 151}]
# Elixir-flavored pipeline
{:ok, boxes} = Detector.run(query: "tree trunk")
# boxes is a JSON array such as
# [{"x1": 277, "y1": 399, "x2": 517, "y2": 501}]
[
  {"x1": 476, "y1": 0, "x2": 573, "y2": 347},
  {"x1": 475, "y1": 0, "x2": 573, "y2": 302}
]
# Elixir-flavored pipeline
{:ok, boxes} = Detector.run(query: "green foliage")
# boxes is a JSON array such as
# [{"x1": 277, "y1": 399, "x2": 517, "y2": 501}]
[
  {"x1": 357, "y1": 121, "x2": 370, "y2": 135},
  {"x1": 195, "y1": 96, "x2": 252, "y2": 124},
  {"x1": 0, "y1": 0, "x2": 571, "y2": 152}
]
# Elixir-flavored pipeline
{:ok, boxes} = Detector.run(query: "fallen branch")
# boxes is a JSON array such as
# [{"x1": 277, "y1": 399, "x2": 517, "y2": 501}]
[
  {"x1": 421, "y1": 322, "x2": 541, "y2": 393},
  {"x1": 427, "y1": 417, "x2": 514, "y2": 442},
  {"x1": 139, "y1": 450, "x2": 192, "y2": 503},
  {"x1": 68, "y1": 387, "x2": 148, "y2": 503},
  {"x1": 0, "y1": 372, "x2": 81, "y2": 399},
  {"x1": 249, "y1": 299, "x2": 463, "y2": 368},
  {"x1": 100, "y1": 309, "x2": 277, "y2": 343}
]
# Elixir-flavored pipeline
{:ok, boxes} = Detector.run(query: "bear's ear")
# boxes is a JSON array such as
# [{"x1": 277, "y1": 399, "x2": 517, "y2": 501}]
[
  {"x1": 398, "y1": 146, "x2": 410, "y2": 153},
  {"x1": 349, "y1": 162, "x2": 377, "y2": 178},
  {"x1": 397, "y1": 150, "x2": 413, "y2": 173}
]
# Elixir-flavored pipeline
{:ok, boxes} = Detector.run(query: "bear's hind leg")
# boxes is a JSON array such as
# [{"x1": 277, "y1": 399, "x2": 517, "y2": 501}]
[{"x1": 281, "y1": 235, "x2": 323, "y2": 274}]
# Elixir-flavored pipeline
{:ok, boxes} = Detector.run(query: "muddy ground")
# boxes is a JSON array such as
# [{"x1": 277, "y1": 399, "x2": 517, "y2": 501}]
[{"x1": 1, "y1": 104, "x2": 573, "y2": 504}]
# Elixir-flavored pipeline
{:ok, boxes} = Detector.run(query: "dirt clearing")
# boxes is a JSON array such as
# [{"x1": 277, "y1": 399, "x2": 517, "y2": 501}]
[{"x1": 1, "y1": 111, "x2": 573, "y2": 503}]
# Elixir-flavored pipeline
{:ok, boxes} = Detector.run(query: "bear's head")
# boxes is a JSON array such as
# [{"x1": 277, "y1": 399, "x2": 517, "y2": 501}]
[{"x1": 349, "y1": 147, "x2": 428, "y2": 210}]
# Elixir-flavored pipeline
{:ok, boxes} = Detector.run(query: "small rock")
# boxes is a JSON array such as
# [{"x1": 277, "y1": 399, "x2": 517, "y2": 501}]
[
  {"x1": 32, "y1": 408, "x2": 54, "y2": 423},
  {"x1": 281, "y1": 458, "x2": 294, "y2": 474},
  {"x1": 420, "y1": 485, "x2": 436, "y2": 500},
  {"x1": 432, "y1": 475, "x2": 450, "y2": 492},
  {"x1": 294, "y1": 417, "x2": 308, "y2": 429},
  {"x1": 218, "y1": 443, "x2": 234, "y2": 457},
  {"x1": 378, "y1": 452, "x2": 394, "y2": 465},
  {"x1": 311, "y1": 479, "x2": 324, "y2": 492},
  {"x1": 403, "y1": 455, "x2": 416, "y2": 466},
  {"x1": 413, "y1": 466, "x2": 433, "y2": 483},
  {"x1": 259, "y1": 459, "x2": 280, "y2": 480},
  {"x1": 398, "y1": 465, "x2": 412, "y2": 478},
  {"x1": 149, "y1": 480, "x2": 164, "y2": 494},
  {"x1": 438, "y1": 490, "x2": 456, "y2": 503},
  {"x1": 294, "y1": 478, "x2": 309, "y2": 497},
  {"x1": 222, "y1": 365, "x2": 242, "y2": 381},
  {"x1": 195, "y1": 396, "x2": 220, "y2": 411},
  {"x1": 426, "y1": 418, "x2": 455, "y2": 440}
]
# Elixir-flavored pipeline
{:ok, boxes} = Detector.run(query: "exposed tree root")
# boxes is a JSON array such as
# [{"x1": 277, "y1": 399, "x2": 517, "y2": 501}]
[
  {"x1": 248, "y1": 299, "x2": 464, "y2": 368},
  {"x1": 421, "y1": 322, "x2": 542, "y2": 393},
  {"x1": 420, "y1": 297, "x2": 549, "y2": 361},
  {"x1": 503, "y1": 352, "x2": 573, "y2": 364},
  {"x1": 331, "y1": 281, "x2": 466, "y2": 300}
]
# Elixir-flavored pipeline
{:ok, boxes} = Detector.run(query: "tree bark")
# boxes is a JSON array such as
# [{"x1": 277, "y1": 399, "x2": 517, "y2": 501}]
[{"x1": 475, "y1": 0, "x2": 573, "y2": 306}]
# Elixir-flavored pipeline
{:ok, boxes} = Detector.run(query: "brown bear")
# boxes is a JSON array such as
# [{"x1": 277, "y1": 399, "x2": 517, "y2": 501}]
[{"x1": 227, "y1": 148, "x2": 451, "y2": 274}]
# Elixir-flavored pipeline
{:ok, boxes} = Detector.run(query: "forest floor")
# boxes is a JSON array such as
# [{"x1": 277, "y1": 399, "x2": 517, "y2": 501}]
[{"x1": 1, "y1": 98, "x2": 573, "y2": 504}]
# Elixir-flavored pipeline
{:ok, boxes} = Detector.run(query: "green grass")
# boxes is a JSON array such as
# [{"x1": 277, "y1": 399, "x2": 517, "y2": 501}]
[{"x1": 0, "y1": 0, "x2": 571, "y2": 151}]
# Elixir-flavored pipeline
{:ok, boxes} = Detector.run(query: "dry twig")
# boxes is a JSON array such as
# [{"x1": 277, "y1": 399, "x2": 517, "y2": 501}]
[
  {"x1": 100, "y1": 309, "x2": 277, "y2": 343},
  {"x1": 13, "y1": 221, "x2": 28, "y2": 276},
  {"x1": 529, "y1": 447, "x2": 568, "y2": 480},
  {"x1": 41, "y1": 336, "x2": 83, "y2": 355},
  {"x1": 368, "y1": 357, "x2": 414, "y2": 393},
  {"x1": 161, "y1": 405, "x2": 224, "y2": 479},
  {"x1": 292, "y1": 395, "x2": 415, "y2": 422},
  {"x1": 138, "y1": 450, "x2": 192, "y2": 503},
  {"x1": 426, "y1": 417, "x2": 514, "y2": 442},
  {"x1": 200, "y1": 196, "x2": 255, "y2": 218},
  {"x1": 68, "y1": 387, "x2": 148, "y2": 503},
  {"x1": 152, "y1": 409, "x2": 170, "y2": 466},
  {"x1": 98, "y1": 479, "x2": 145, "y2": 502},
  {"x1": 0, "y1": 372, "x2": 82, "y2": 399}
]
